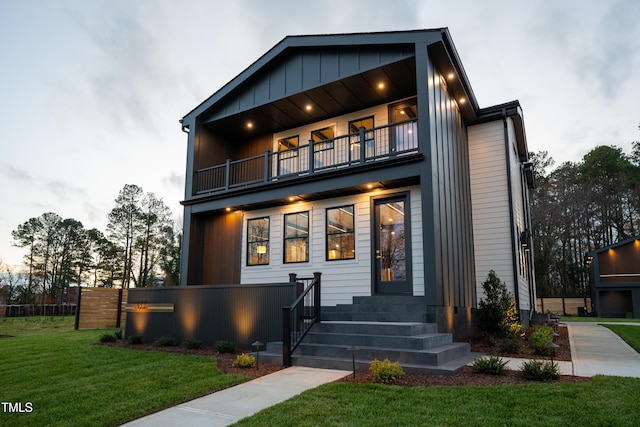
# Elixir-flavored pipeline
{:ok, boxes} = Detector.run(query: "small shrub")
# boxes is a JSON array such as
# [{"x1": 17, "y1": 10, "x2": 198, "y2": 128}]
[
  {"x1": 499, "y1": 337, "x2": 522, "y2": 354},
  {"x1": 471, "y1": 355, "x2": 508, "y2": 375},
  {"x1": 183, "y1": 338, "x2": 203, "y2": 350},
  {"x1": 114, "y1": 329, "x2": 123, "y2": 339},
  {"x1": 215, "y1": 340, "x2": 235, "y2": 354},
  {"x1": 155, "y1": 336, "x2": 176, "y2": 347},
  {"x1": 520, "y1": 359, "x2": 560, "y2": 381},
  {"x1": 369, "y1": 358, "x2": 405, "y2": 384},
  {"x1": 99, "y1": 333, "x2": 116, "y2": 343},
  {"x1": 127, "y1": 334, "x2": 143, "y2": 345},
  {"x1": 232, "y1": 353, "x2": 256, "y2": 368},
  {"x1": 530, "y1": 325, "x2": 553, "y2": 355}
]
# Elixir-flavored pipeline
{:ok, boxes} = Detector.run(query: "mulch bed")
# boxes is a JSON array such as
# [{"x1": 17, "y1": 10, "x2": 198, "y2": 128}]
[{"x1": 97, "y1": 323, "x2": 587, "y2": 386}]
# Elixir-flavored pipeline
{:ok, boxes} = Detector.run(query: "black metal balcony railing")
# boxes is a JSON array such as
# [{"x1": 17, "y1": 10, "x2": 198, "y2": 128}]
[{"x1": 193, "y1": 118, "x2": 418, "y2": 195}]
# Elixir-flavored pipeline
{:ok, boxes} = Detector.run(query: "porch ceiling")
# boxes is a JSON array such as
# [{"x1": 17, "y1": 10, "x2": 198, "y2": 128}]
[{"x1": 205, "y1": 58, "x2": 417, "y2": 141}]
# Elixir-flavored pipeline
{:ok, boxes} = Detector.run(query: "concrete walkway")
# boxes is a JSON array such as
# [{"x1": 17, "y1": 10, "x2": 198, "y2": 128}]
[
  {"x1": 122, "y1": 322, "x2": 640, "y2": 426},
  {"x1": 121, "y1": 366, "x2": 350, "y2": 427},
  {"x1": 567, "y1": 322, "x2": 640, "y2": 378}
]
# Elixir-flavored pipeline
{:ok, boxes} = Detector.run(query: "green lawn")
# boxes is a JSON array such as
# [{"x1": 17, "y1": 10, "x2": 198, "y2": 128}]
[
  {"x1": 561, "y1": 316, "x2": 640, "y2": 323},
  {"x1": 235, "y1": 376, "x2": 640, "y2": 426},
  {"x1": 0, "y1": 316, "x2": 248, "y2": 427},
  {"x1": 602, "y1": 324, "x2": 640, "y2": 353}
]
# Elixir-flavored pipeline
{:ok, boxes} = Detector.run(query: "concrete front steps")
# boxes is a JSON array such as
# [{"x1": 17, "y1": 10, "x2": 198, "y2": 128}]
[{"x1": 257, "y1": 296, "x2": 479, "y2": 375}]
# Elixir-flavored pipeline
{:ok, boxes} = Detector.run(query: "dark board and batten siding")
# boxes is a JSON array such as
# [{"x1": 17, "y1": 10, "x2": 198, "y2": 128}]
[
  {"x1": 207, "y1": 46, "x2": 415, "y2": 122},
  {"x1": 125, "y1": 284, "x2": 294, "y2": 350},
  {"x1": 426, "y1": 58, "x2": 475, "y2": 311}
]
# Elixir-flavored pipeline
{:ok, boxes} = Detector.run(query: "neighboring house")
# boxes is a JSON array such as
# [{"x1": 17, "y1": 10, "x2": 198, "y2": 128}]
[
  {"x1": 586, "y1": 236, "x2": 640, "y2": 318},
  {"x1": 172, "y1": 29, "x2": 535, "y2": 371}
]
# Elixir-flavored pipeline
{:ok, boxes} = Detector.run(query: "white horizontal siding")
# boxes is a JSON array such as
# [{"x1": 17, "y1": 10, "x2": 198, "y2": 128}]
[
  {"x1": 272, "y1": 104, "x2": 389, "y2": 150},
  {"x1": 507, "y1": 118, "x2": 532, "y2": 310},
  {"x1": 468, "y1": 121, "x2": 515, "y2": 299},
  {"x1": 240, "y1": 185, "x2": 424, "y2": 305}
]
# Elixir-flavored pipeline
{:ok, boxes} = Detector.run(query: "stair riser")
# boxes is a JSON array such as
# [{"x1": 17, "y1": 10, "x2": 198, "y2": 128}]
[
  {"x1": 329, "y1": 304, "x2": 427, "y2": 313},
  {"x1": 314, "y1": 322, "x2": 437, "y2": 336},
  {"x1": 296, "y1": 344, "x2": 470, "y2": 365},
  {"x1": 322, "y1": 312, "x2": 426, "y2": 322},
  {"x1": 304, "y1": 332, "x2": 451, "y2": 349},
  {"x1": 351, "y1": 296, "x2": 427, "y2": 305}
]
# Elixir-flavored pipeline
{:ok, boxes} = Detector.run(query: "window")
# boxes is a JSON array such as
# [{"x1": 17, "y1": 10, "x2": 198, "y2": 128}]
[
  {"x1": 349, "y1": 117, "x2": 374, "y2": 161},
  {"x1": 284, "y1": 212, "x2": 309, "y2": 263},
  {"x1": 247, "y1": 217, "x2": 269, "y2": 265},
  {"x1": 311, "y1": 126, "x2": 334, "y2": 142},
  {"x1": 278, "y1": 135, "x2": 300, "y2": 175},
  {"x1": 278, "y1": 135, "x2": 299, "y2": 152},
  {"x1": 312, "y1": 126, "x2": 335, "y2": 169},
  {"x1": 326, "y1": 205, "x2": 355, "y2": 260}
]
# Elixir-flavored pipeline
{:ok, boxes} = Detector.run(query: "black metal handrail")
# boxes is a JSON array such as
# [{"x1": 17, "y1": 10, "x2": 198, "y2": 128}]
[
  {"x1": 282, "y1": 272, "x2": 321, "y2": 367},
  {"x1": 193, "y1": 118, "x2": 418, "y2": 194}
]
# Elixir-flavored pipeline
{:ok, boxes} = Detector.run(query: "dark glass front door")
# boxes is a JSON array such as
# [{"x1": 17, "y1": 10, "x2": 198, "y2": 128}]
[{"x1": 373, "y1": 196, "x2": 412, "y2": 294}]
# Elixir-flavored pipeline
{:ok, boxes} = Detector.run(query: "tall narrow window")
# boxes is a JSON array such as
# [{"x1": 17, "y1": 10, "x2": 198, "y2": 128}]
[
  {"x1": 349, "y1": 116, "x2": 374, "y2": 160},
  {"x1": 278, "y1": 135, "x2": 300, "y2": 175},
  {"x1": 247, "y1": 217, "x2": 269, "y2": 265},
  {"x1": 284, "y1": 212, "x2": 309, "y2": 263},
  {"x1": 326, "y1": 205, "x2": 355, "y2": 260}
]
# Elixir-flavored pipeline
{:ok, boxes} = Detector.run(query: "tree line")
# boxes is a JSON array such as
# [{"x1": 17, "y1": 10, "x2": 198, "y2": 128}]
[
  {"x1": 3, "y1": 184, "x2": 181, "y2": 305},
  {"x1": 531, "y1": 135, "x2": 640, "y2": 298}
]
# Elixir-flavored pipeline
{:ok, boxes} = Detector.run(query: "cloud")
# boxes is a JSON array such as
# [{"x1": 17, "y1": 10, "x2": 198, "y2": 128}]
[
  {"x1": 2, "y1": 165, "x2": 33, "y2": 183},
  {"x1": 47, "y1": 179, "x2": 88, "y2": 202},
  {"x1": 163, "y1": 172, "x2": 184, "y2": 189}
]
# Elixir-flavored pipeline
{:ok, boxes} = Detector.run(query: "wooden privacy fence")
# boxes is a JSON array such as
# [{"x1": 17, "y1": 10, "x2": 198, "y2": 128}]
[
  {"x1": 536, "y1": 297, "x2": 592, "y2": 316},
  {"x1": 75, "y1": 288, "x2": 128, "y2": 330}
]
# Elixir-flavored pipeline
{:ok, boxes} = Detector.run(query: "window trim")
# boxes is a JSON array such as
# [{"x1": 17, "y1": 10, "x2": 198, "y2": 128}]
[
  {"x1": 283, "y1": 211, "x2": 310, "y2": 264},
  {"x1": 326, "y1": 204, "x2": 356, "y2": 261},
  {"x1": 246, "y1": 216, "x2": 270, "y2": 266}
]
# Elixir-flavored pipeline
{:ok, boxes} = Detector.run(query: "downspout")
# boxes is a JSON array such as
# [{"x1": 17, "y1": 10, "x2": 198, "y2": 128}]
[{"x1": 502, "y1": 112, "x2": 521, "y2": 314}]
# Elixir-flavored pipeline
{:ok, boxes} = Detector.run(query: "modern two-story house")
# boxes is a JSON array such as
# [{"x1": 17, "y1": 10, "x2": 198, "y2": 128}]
[{"x1": 175, "y1": 29, "x2": 535, "y2": 370}]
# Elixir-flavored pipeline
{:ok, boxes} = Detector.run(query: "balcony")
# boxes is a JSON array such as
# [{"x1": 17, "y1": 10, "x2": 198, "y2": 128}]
[{"x1": 193, "y1": 118, "x2": 418, "y2": 195}]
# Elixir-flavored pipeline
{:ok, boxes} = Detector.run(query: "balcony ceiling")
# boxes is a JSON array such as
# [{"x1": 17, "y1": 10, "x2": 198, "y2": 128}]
[{"x1": 207, "y1": 57, "x2": 417, "y2": 141}]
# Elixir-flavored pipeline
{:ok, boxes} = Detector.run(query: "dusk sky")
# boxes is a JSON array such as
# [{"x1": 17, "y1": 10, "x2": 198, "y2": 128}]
[{"x1": 1, "y1": 0, "x2": 639, "y2": 268}]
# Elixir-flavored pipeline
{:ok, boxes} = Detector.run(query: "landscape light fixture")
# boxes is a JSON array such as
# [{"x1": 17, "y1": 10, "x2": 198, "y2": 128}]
[
  {"x1": 252, "y1": 340, "x2": 264, "y2": 370},
  {"x1": 347, "y1": 346, "x2": 359, "y2": 379}
]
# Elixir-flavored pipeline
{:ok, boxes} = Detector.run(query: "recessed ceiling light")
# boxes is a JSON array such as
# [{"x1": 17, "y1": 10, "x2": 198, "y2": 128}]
[
  {"x1": 289, "y1": 196, "x2": 295, "y2": 201},
  {"x1": 378, "y1": 82, "x2": 385, "y2": 89},
  {"x1": 246, "y1": 122, "x2": 253, "y2": 129},
  {"x1": 459, "y1": 98, "x2": 466, "y2": 104},
  {"x1": 447, "y1": 73, "x2": 455, "y2": 80},
  {"x1": 225, "y1": 207, "x2": 232, "y2": 212},
  {"x1": 305, "y1": 104, "x2": 312, "y2": 111}
]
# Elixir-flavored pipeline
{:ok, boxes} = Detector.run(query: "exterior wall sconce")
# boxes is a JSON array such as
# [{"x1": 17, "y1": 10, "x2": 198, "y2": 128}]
[{"x1": 520, "y1": 230, "x2": 530, "y2": 251}]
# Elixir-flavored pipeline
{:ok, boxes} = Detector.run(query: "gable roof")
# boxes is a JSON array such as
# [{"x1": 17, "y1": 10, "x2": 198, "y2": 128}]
[
  {"x1": 587, "y1": 235, "x2": 640, "y2": 256},
  {"x1": 181, "y1": 29, "x2": 480, "y2": 127}
]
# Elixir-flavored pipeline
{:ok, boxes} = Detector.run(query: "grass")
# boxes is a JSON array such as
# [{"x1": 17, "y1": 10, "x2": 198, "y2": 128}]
[
  {"x1": 235, "y1": 376, "x2": 640, "y2": 426},
  {"x1": 560, "y1": 316, "x2": 640, "y2": 323},
  {"x1": 602, "y1": 324, "x2": 640, "y2": 353},
  {"x1": 0, "y1": 316, "x2": 248, "y2": 426}
]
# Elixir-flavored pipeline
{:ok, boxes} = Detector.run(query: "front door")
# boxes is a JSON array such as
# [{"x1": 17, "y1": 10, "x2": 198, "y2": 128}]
[{"x1": 373, "y1": 195, "x2": 412, "y2": 294}]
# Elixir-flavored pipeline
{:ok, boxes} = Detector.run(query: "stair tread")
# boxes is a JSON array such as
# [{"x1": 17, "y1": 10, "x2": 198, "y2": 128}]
[{"x1": 299, "y1": 342, "x2": 468, "y2": 353}]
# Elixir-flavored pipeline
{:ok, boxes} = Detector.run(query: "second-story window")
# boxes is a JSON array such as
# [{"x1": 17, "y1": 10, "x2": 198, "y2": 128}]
[
  {"x1": 349, "y1": 116, "x2": 374, "y2": 160},
  {"x1": 312, "y1": 126, "x2": 335, "y2": 169},
  {"x1": 247, "y1": 217, "x2": 270, "y2": 265},
  {"x1": 326, "y1": 205, "x2": 355, "y2": 260},
  {"x1": 278, "y1": 135, "x2": 300, "y2": 175},
  {"x1": 284, "y1": 212, "x2": 309, "y2": 263}
]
